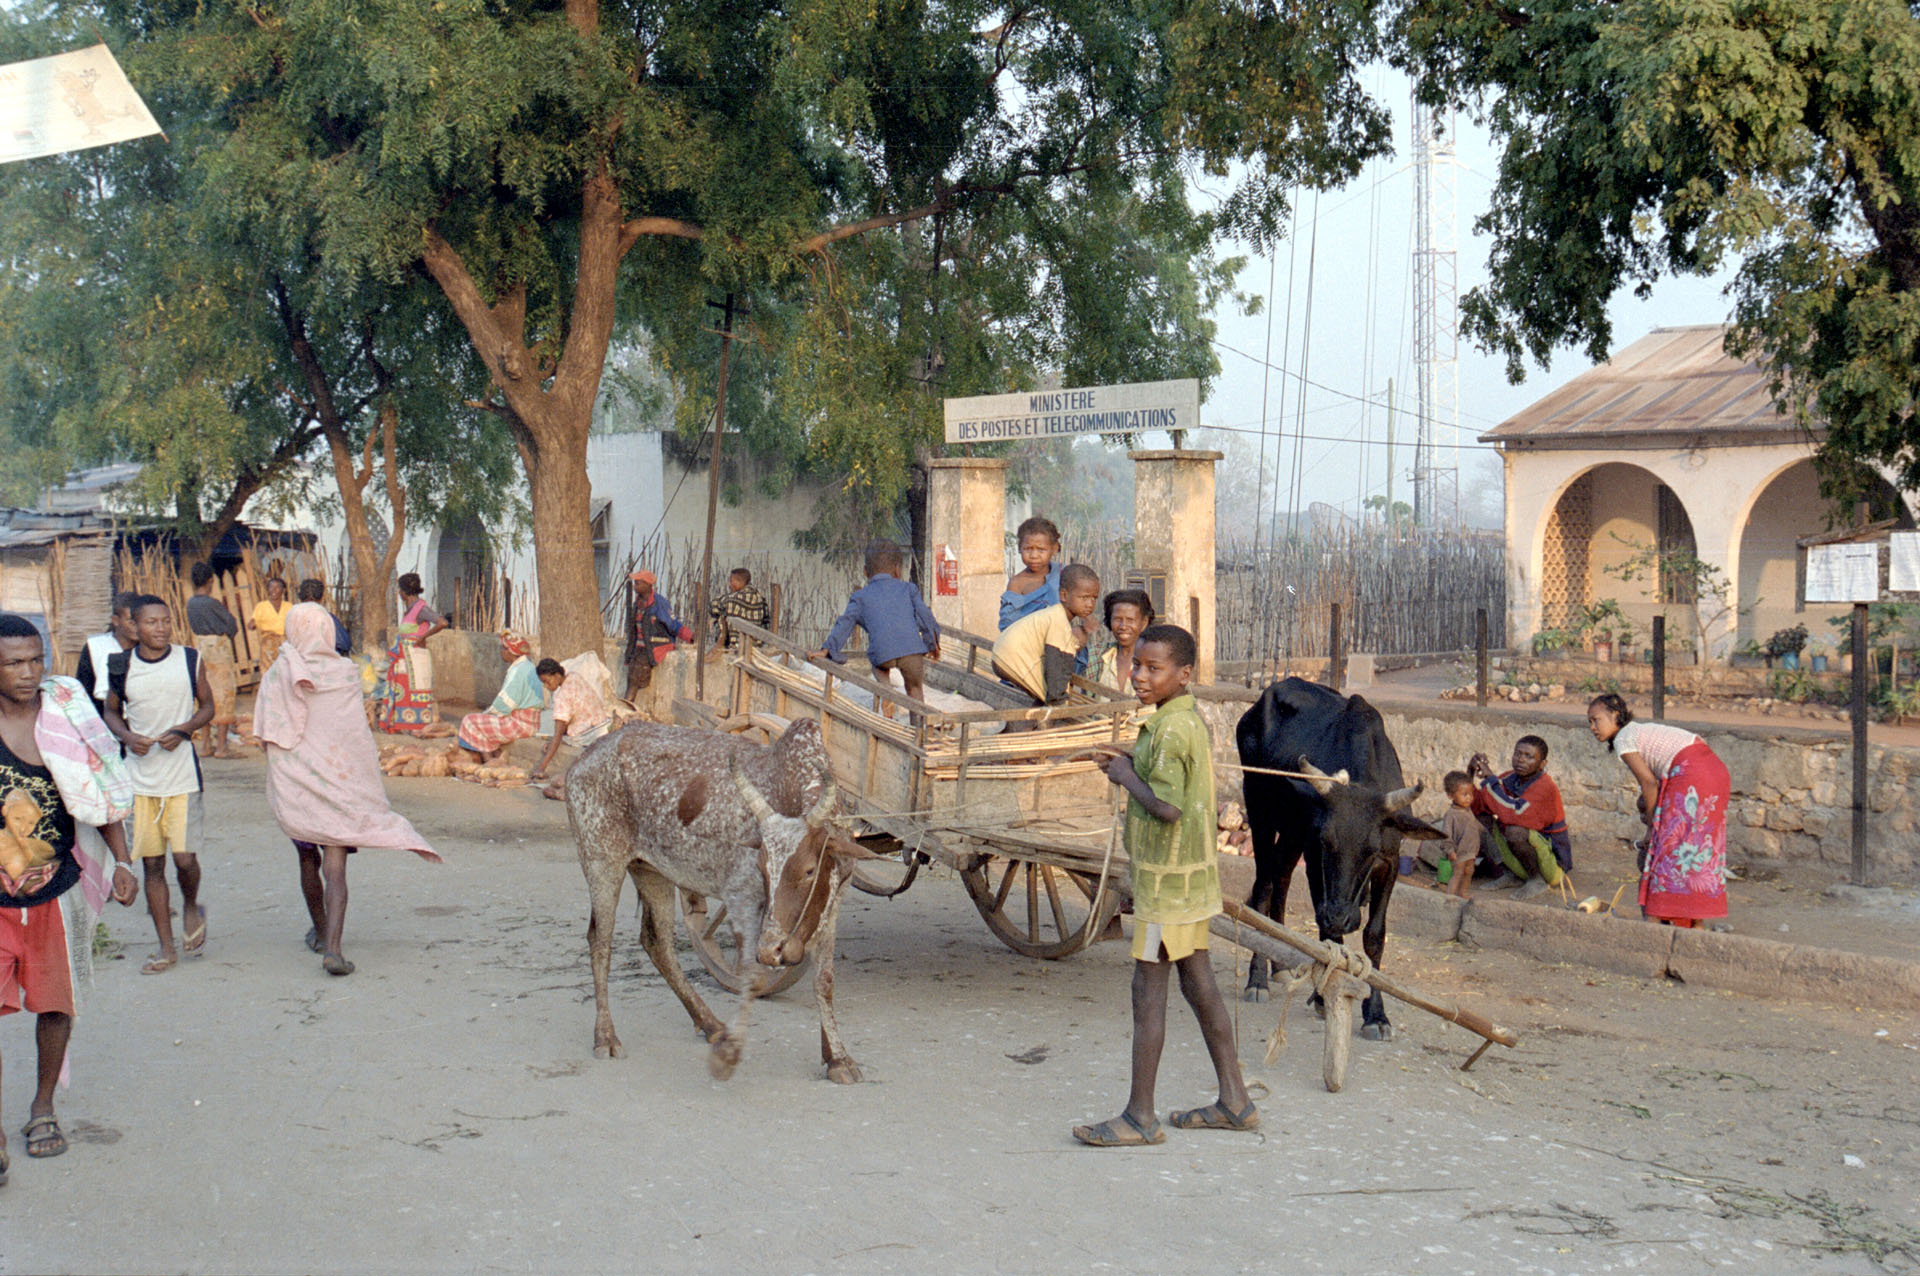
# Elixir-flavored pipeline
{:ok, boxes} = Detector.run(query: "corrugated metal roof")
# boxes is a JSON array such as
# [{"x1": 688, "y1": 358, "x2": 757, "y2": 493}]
[{"x1": 1480, "y1": 325, "x2": 1807, "y2": 445}]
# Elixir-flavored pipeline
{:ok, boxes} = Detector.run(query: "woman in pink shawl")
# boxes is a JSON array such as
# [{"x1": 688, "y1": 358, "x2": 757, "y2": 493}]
[{"x1": 255, "y1": 604, "x2": 440, "y2": 976}]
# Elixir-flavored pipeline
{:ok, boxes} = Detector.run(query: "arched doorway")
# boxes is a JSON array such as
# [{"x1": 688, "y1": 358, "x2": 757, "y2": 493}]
[
  {"x1": 435, "y1": 515, "x2": 496, "y2": 631},
  {"x1": 1737, "y1": 460, "x2": 1916, "y2": 648},
  {"x1": 1539, "y1": 463, "x2": 1698, "y2": 644}
]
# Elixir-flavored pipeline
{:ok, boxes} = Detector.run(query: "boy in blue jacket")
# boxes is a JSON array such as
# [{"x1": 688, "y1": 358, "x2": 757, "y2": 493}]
[{"x1": 811, "y1": 543, "x2": 942, "y2": 711}]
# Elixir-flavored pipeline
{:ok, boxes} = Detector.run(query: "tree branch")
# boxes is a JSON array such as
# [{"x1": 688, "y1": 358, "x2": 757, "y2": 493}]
[{"x1": 617, "y1": 215, "x2": 705, "y2": 258}]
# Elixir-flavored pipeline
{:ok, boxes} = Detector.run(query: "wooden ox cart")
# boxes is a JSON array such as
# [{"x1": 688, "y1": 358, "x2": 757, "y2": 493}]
[{"x1": 672, "y1": 620, "x2": 1515, "y2": 1091}]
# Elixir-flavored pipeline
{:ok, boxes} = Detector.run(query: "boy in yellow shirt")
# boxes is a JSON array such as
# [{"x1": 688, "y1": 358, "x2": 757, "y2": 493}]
[
  {"x1": 990, "y1": 563, "x2": 1099, "y2": 705},
  {"x1": 1072, "y1": 624, "x2": 1257, "y2": 1146}
]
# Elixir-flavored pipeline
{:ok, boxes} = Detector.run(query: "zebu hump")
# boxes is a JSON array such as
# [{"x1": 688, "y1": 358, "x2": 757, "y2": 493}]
[{"x1": 1235, "y1": 676, "x2": 1403, "y2": 788}]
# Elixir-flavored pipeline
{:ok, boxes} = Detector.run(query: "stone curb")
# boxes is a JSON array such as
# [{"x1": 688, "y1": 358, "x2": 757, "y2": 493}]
[{"x1": 1387, "y1": 882, "x2": 1920, "y2": 1012}]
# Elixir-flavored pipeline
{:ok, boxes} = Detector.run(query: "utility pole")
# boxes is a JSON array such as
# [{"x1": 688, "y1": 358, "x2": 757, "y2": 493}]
[
  {"x1": 1411, "y1": 96, "x2": 1459, "y2": 527},
  {"x1": 695, "y1": 293, "x2": 740, "y2": 700}
]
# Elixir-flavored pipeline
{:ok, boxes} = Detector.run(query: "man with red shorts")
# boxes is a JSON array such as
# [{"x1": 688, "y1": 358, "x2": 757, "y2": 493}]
[{"x1": 0, "y1": 613, "x2": 138, "y2": 1186}]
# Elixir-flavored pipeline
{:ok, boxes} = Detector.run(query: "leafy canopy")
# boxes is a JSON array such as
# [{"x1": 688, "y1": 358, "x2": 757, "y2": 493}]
[{"x1": 1392, "y1": 0, "x2": 1920, "y2": 496}]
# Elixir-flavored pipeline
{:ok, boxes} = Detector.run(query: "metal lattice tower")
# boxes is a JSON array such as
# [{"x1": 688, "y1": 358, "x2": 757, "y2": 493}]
[{"x1": 1411, "y1": 96, "x2": 1459, "y2": 527}]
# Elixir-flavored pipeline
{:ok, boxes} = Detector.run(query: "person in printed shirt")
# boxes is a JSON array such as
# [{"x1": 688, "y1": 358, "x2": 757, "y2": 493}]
[
  {"x1": 709, "y1": 567, "x2": 771, "y2": 656},
  {"x1": 0, "y1": 613, "x2": 139, "y2": 1182},
  {"x1": 375, "y1": 572, "x2": 447, "y2": 734}
]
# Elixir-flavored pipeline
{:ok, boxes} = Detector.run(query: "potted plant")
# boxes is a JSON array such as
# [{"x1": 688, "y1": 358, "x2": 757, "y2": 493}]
[
  {"x1": 1808, "y1": 637, "x2": 1831, "y2": 674},
  {"x1": 1581, "y1": 599, "x2": 1632, "y2": 664},
  {"x1": 1764, "y1": 624, "x2": 1809, "y2": 671},
  {"x1": 1531, "y1": 627, "x2": 1581, "y2": 658}
]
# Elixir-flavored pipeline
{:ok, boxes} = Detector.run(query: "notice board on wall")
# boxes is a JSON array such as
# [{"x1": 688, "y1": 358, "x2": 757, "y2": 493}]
[{"x1": 1805, "y1": 543, "x2": 1880, "y2": 604}]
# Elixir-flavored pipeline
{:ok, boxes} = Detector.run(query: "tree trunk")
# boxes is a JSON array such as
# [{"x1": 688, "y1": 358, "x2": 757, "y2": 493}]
[
  {"x1": 522, "y1": 417, "x2": 603, "y2": 659},
  {"x1": 421, "y1": 168, "x2": 626, "y2": 661},
  {"x1": 319, "y1": 403, "x2": 406, "y2": 654}
]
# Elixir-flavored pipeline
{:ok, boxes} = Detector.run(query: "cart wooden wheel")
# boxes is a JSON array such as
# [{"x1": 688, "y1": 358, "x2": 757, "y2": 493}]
[
  {"x1": 678, "y1": 888, "x2": 810, "y2": 996},
  {"x1": 959, "y1": 854, "x2": 1124, "y2": 959}
]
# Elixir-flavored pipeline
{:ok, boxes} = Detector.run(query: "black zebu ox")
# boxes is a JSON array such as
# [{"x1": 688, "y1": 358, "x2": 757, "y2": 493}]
[{"x1": 1236, "y1": 678, "x2": 1444, "y2": 1038}]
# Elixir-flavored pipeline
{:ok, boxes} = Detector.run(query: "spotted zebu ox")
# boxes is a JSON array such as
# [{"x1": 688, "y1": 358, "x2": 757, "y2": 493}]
[{"x1": 566, "y1": 718, "x2": 875, "y2": 1083}]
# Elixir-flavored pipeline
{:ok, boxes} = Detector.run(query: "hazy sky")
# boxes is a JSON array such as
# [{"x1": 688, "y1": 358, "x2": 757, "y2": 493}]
[{"x1": 1147, "y1": 68, "x2": 1741, "y2": 525}]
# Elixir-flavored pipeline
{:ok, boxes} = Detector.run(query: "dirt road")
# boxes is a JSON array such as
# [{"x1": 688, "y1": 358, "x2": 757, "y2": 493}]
[{"x1": 3, "y1": 754, "x2": 1917, "y2": 1274}]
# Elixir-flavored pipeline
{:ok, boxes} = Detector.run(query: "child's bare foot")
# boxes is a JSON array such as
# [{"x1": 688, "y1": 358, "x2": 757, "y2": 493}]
[{"x1": 322, "y1": 952, "x2": 355, "y2": 976}]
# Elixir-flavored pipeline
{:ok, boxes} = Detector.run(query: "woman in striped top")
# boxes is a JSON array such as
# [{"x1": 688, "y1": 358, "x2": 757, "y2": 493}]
[{"x1": 1586, "y1": 693, "x2": 1729, "y2": 927}]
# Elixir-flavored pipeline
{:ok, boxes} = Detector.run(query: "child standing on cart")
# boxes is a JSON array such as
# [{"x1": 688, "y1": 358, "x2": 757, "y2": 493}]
[{"x1": 1072, "y1": 623, "x2": 1257, "y2": 1147}]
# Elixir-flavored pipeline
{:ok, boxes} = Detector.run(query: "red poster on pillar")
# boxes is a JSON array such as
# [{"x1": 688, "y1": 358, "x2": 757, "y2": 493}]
[{"x1": 935, "y1": 544, "x2": 959, "y2": 596}]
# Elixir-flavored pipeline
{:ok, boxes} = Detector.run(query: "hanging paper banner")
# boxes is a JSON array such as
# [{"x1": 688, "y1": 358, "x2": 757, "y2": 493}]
[{"x1": 0, "y1": 44, "x2": 163, "y2": 166}]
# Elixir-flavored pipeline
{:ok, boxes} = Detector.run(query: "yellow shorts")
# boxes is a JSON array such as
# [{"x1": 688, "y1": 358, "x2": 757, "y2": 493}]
[
  {"x1": 1131, "y1": 918, "x2": 1212, "y2": 963},
  {"x1": 132, "y1": 793, "x2": 203, "y2": 860}
]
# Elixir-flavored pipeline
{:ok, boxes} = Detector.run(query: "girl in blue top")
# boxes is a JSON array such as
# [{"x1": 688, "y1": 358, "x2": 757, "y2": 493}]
[{"x1": 998, "y1": 517, "x2": 1063, "y2": 631}]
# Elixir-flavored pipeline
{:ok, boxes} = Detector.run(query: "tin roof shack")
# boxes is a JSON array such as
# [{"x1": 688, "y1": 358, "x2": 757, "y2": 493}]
[
  {"x1": 1483, "y1": 325, "x2": 1917, "y2": 662},
  {"x1": 0, "y1": 510, "x2": 117, "y2": 674}
]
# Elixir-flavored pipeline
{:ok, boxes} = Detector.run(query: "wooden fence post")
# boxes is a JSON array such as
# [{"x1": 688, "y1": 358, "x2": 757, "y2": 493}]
[
  {"x1": 1475, "y1": 607, "x2": 1489, "y2": 708},
  {"x1": 1327, "y1": 602, "x2": 1344, "y2": 689},
  {"x1": 1651, "y1": 614, "x2": 1666, "y2": 721},
  {"x1": 1851, "y1": 602, "x2": 1869, "y2": 885}
]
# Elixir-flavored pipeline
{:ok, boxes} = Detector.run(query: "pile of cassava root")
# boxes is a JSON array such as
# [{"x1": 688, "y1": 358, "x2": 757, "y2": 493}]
[{"x1": 376, "y1": 742, "x2": 530, "y2": 787}]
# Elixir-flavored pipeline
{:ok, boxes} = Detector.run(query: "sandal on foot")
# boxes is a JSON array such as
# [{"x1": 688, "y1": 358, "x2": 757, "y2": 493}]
[
  {"x1": 22, "y1": 1115, "x2": 66, "y2": 1159},
  {"x1": 322, "y1": 953, "x2": 355, "y2": 976},
  {"x1": 183, "y1": 909, "x2": 208, "y2": 954},
  {"x1": 1072, "y1": 1111, "x2": 1165, "y2": 1147},
  {"x1": 1169, "y1": 1100, "x2": 1261, "y2": 1132},
  {"x1": 141, "y1": 953, "x2": 177, "y2": 975},
  {"x1": 304, "y1": 927, "x2": 323, "y2": 954}
]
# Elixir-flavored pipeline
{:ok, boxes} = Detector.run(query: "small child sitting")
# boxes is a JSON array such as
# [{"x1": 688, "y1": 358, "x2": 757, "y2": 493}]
[
  {"x1": 1469, "y1": 734, "x2": 1572, "y2": 899},
  {"x1": 811, "y1": 542, "x2": 942, "y2": 715},
  {"x1": 999, "y1": 516, "x2": 1063, "y2": 631}
]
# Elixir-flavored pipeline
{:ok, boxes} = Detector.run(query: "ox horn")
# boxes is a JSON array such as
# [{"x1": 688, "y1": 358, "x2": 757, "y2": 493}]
[
  {"x1": 804, "y1": 781, "x2": 839, "y2": 830},
  {"x1": 1382, "y1": 782, "x2": 1422, "y2": 813},
  {"x1": 730, "y1": 754, "x2": 778, "y2": 824},
  {"x1": 1295, "y1": 756, "x2": 1351, "y2": 796}
]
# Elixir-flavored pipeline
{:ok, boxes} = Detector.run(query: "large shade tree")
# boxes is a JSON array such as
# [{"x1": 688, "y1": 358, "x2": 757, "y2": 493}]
[
  {"x1": 104, "y1": 0, "x2": 1396, "y2": 657},
  {"x1": 1391, "y1": 0, "x2": 1920, "y2": 504}
]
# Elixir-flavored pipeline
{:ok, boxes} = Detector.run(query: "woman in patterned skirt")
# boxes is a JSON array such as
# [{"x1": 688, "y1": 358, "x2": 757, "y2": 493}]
[
  {"x1": 1586, "y1": 693, "x2": 1730, "y2": 927},
  {"x1": 374, "y1": 573, "x2": 446, "y2": 733}
]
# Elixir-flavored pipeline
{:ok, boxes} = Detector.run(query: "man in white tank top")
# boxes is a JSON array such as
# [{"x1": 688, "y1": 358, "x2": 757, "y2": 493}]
[
  {"x1": 74, "y1": 591, "x2": 140, "y2": 719},
  {"x1": 103, "y1": 596, "x2": 214, "y2": 975}
]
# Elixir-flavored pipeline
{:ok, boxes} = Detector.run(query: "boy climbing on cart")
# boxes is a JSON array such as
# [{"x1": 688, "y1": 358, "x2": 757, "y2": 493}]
[{"x1": 1071, "y1": 623, "x2": 1257, "y2": 1147}]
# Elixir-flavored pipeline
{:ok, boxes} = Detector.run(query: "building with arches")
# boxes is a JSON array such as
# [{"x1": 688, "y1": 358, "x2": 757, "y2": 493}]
[{"x1": 1485, "y1": 325, "x2": 1916, "y2": 660}]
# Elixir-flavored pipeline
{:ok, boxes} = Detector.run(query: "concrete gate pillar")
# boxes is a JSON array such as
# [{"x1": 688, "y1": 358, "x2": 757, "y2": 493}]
[
  {"x1": 1130, "y1": 450, "x2": 1222, "y2": 684},
  {"x1": 925, "y1": 458, "x2": 1010, "y2": 638}
]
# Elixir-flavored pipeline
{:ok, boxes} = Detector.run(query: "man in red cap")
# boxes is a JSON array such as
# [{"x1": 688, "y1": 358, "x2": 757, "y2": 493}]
[{"x1": 624, "y1": 569, "x2": 691, "y2": 700}]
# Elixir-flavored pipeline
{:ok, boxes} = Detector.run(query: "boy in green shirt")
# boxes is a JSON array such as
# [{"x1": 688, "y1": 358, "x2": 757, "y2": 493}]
[{"x1": 1072, "y1": 624, "x2": 1257, "y2": 1147}]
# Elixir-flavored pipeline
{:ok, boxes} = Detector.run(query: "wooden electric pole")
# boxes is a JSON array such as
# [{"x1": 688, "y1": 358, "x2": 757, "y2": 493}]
[{"x1": 695, "y1": 294, "x2": 740, "y2": 700}]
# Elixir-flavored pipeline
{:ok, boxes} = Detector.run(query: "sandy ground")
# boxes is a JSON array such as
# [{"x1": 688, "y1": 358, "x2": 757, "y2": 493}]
[{"x1": 3, "y1": 753, "x2": 1918, "y2": 1275}]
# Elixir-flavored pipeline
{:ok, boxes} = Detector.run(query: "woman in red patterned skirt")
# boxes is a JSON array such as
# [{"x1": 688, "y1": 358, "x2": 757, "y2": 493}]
[{"x1": 1586, "y1": 693, "x2": 1730, "y2": 927}]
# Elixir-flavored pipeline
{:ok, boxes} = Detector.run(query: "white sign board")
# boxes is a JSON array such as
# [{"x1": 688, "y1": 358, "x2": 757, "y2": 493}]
[
  {"x1": 1805, "y1": 543, "x2": 1879, "y2": 604},
  {"x1": 943, "y1": 378, "x2": 1200, "y2": 444},
  {"x1": 1891, "y1": 533, "x2": 1920, "y2": 594},
  {"x1": 0, "y1": 45, "x2": 162, "y2": 166}
]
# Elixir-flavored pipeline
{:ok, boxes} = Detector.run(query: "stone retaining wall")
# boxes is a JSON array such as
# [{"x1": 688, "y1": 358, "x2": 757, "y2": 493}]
[{"x1": 1192, "y1": 687, "x2": 1918, "y2": 881}]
